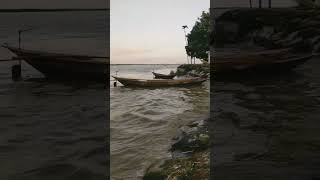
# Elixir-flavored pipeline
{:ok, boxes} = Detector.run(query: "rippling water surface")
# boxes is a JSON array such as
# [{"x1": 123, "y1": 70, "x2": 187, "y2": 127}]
[
  {"x1": 212, "y1": 55, "x2": 320, "y2": 179},
  {"x1": 0, "y1": 11, "x2": 108, "y2": 179},
  {"x1": 110, "y1": 64, "x2": 209, "y2": 179}
]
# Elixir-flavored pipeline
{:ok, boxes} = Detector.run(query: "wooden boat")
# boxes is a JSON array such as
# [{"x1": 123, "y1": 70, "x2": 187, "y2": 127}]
[
  {"x1": 152, "y1": 72, "x2": 176, "y2": 79},
  {"x1": 212, "y1": 54, "x2": 313, "y2": 75},
  {"x1": 112, "y1": 76, "x2": 207, "y2": 87},
  {"x1": 3, "y1": 45, "x2": 108, "y2": 81}
]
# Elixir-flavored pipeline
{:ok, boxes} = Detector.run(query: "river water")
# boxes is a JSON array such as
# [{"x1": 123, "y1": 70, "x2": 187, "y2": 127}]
[
  {"x1": 0, "y1": 11, "x2": 109, "y2": 179},
  {"x1": 212, "y1": 55, "x2": 320, "y2": 179},
  {"x1": 110, "y1": 64, "x2": 209, "y2": 179}
]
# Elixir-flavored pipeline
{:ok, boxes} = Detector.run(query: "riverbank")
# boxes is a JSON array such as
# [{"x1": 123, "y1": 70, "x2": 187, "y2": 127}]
[
  {"x1": 143, "y1": 118, "x2": 210, "y2": 180},
  {"x1": 176, "y1": 64, "x2": 209, "y2": 77}
]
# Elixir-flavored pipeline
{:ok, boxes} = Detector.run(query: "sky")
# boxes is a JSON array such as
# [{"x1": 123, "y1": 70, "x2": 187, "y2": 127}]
[
  {"x1": 0, "y1": 0, "x2": 109, "y2": 9},
  {"x1": 111, "y1": 0, "x2": 209, "y2": 64}
]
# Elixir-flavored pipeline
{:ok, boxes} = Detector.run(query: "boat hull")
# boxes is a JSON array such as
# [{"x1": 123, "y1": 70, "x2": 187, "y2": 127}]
[
  {"x1": 4, "y1": 46, "x2": 108, "y2": 81},
  {"x1": 212, "y1": 54, "x2": 313, "y2": 78},
  {"x1": 23, "y1": 58, "x2": 107, "y2": 81},
  {"x1": 113, "y1": 76, "x2": 207, "y2": 87}
]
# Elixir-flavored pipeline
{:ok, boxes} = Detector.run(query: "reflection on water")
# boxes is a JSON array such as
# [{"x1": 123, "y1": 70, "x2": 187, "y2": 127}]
[
  {"x1": 212, "y1": 56, "x2": 320, "y2": 179},
  {"x1": 110, "y1": 65, "x2": 209, "y2": 179}
]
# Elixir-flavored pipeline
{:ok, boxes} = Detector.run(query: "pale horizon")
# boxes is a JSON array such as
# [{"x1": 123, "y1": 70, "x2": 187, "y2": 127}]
[{"x1": 111, "y1": 0, "x2": 209, "y2": 64}]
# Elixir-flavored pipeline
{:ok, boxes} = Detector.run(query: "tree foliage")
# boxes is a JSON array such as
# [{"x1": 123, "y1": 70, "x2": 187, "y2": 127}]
[
  {"x1": 186, "y1": 11, "x2": 210, "y2": 62},
  {"x1": 295, "y1": 0, "x2": 316, "y2": 8}
]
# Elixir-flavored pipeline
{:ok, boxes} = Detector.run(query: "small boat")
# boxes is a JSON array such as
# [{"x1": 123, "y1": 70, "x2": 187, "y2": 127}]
[
  {"x1": 152, "y1": 72, "x2": 176, "y2": 79},
  {"x1": 112, "y1": 76, "x2": 207, "y2": 87},
  {"x1": 212, "y1": 54, "x2": 313, "y2": 75},
  {"x1": 3, "y1": 45, "x2": 108, "y2": 81}
]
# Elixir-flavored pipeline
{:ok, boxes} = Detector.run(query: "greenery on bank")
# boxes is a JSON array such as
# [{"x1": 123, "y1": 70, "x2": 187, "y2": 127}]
[
  {"x1": 295, "y1": 0, "x2": 320, "y2": 8},
  {"x1": 143, "y1": 118, "x2": 210, "y2": 180},
  {"x1": 186, "y1": 11, "x2": 210, "y2": 62},
  {"x1": 143, "y1": 151, "x2": 209, "y2": 180}
]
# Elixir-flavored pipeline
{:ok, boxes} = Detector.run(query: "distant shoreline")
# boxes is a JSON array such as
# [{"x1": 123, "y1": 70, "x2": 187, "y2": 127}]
[{"x1": 0, "y1": 9, "x2": 109, "y2": 13}]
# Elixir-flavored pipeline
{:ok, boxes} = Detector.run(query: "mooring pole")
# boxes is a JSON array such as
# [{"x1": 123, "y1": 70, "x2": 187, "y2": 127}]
[
  {"x1": 259, "y1": 0, "x2": 262, "y2": 8},
  {"x1": 269, "y1": 0, "x2": 271, "y2": 8},
  {"x1": 18, "y1": 31, "x2": 21, "y2": 49},
  {"x1": 12, "y1": 28, "x2": 32, "y2": 81},
  {"x1": 18, "y1": 30, "x2": 22, "y2": 66},
  {"x1": 113, "y1": 71, "x2": 119, "y2": 87}
]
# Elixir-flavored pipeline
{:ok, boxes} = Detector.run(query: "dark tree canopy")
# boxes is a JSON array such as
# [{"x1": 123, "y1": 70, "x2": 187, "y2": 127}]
[{"x1": 186, "y1": 11, "x2": 210, "y2": 62}]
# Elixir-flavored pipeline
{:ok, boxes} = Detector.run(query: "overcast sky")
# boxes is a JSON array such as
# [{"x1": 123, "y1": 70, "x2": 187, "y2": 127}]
[
  {"x1": 0, "y1": 0, "x2": 109, "y2": 9},
  {"x1": 111, "y1": 0, "x2": 209, "y2": 64}
]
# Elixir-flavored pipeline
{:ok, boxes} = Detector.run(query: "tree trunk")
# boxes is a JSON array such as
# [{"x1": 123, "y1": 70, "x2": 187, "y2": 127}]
[
  {"x1": 269, "y1": 0, "x2": 271, "y2": 8},
  {"x1": 259, "y1": 0, "x2": 262, "y2": 8},
  {"x1": 249, "y1": 0, "x2": 252, "y2": 8}
]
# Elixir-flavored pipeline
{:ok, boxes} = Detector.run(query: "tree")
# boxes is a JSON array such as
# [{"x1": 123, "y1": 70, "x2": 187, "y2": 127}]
[
  {"x1": 294, "y1": 0, "x2": 316, "y2": 7},
  {"x1": 249, "y1": 0, "x2": 252, "y2": 8},
  {"x1": 185, "y1": 11, "x2": 210, "y2": 62},
  {"x1": 269, "y1": 0, "x2": 272, "y2": 8},
  {"x1": 259, "y1": 0, "x2": 262, "y2": 8}
]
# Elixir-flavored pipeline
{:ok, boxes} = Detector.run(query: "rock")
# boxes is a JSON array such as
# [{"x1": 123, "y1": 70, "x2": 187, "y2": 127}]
[
  {"x1": 198, "y1": 134, "x2": 210, "y2": 148},
  {"x1": 180, "y1": 126, "x2": 198, "y2": 134},
  {"x1": 176, "y1": 64, "x2": 209, "y2": 77},
  {"x1": 145, "y1": 117, "x2": 210, "y2": 179},
  {"x1": 171, "y1": 132, "x2": 198, "y2": 152},
  {"x1": 143, "y1": 171, "x2": 166, "y2": 180},
  {"x1": 188, "y1": 121, "x2": 199, "y2": 128},
  {"x1": 171, "y1": 119, "x2": 209, "y2": 152}
]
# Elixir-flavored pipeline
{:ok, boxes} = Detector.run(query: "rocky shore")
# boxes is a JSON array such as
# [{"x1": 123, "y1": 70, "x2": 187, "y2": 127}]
[
  {"x1": 143, "y1": 118, "x2": 210, "y2": 180},
  {"x1": 176, "y1": 64, "x2": 209, "y2": 77}
]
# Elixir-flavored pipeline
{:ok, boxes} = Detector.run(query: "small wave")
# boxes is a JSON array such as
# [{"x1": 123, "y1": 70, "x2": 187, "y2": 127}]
[{"x1": 15, "y1": 164, "x2": 107, "y2": 180}]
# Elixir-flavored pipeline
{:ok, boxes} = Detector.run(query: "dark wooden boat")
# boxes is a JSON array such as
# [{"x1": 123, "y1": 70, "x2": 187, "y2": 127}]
[
  {"x1": 112, "y1": 76, "x2": 207, "y2": 87},
  {"x1": 152, "y1": 72, "x2": 176, "y2": 79},
  {"x1": 3, "y1": 45, "x2": 108, "y2": 81},
  {"x1": 212, "y1": 54, "x2": 313, "y2": 75}
]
